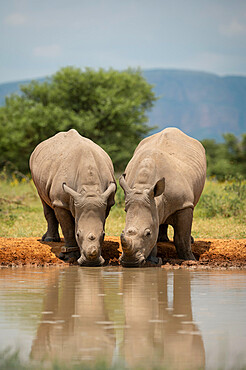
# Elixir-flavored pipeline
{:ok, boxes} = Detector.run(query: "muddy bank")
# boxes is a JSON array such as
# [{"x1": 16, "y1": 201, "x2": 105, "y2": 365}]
[{"x1": 0, "y1": 236, "x2": 246, "y2": 269}]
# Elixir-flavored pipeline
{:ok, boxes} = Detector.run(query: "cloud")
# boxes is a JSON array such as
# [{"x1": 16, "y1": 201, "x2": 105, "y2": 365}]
[
  {"x1": 4, "y1": 13, "x2": 27, "y2": 26},
  {"x1": 219, "y1": 19, "x2": 246, "y2": 36},
  {"x1": 33, "y1": 45, "x2": 62, "y2": 58}
]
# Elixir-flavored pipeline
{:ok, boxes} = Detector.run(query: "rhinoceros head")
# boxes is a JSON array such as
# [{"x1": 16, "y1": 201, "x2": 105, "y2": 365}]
[
  {"x1": 63, "y1": 182, "x2": 116, "y2": 266},
  {"x1": 119, "y1": 174, "x2": 165, "y2": 267}
]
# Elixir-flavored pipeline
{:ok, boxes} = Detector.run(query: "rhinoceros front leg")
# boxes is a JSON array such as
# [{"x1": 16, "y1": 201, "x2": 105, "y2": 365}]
[
  {"x1": 173, "y1": 207, "x2": 196, "y2": 260},
  {"x1": 146, "y1": 244, "x2": 162, "y2": 265},
  {"x1": 54, "y1": 208, "x2": 80, "y2": 261},
  {"x1": 41, "y1": 200, "x2": 60, "y2": 242}
]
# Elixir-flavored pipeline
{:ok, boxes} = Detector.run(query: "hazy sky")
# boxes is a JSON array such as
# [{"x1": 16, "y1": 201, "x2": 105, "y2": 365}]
[{"x1": 1, "y1": 0, "x2": 246, "y2": 83}]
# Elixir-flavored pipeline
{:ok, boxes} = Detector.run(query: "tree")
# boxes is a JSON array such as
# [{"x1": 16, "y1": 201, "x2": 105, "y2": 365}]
[
  {"x1": 0, "y1": 67, "x2": 157, "y2": 174},
  {"x1": 201, "y1": 134, "x2": 246, "y2": 180}
]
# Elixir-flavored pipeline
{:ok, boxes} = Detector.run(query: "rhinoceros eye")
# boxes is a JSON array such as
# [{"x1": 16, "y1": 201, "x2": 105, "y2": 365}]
[
  {"x1": 76, "y1": 230, "x2": 83, "y2": 239},
  {"x1": 144, "y1": 229, "x2": 151, "y2": 237}
]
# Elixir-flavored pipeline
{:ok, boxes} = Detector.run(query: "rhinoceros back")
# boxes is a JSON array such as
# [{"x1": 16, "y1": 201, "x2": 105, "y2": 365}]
[
  {"x1": 125, "y1": 127, "x2": 206, "y2": 218},
  {"x1": 30, "y1": 129, "x2": 115, "y2": 209}
]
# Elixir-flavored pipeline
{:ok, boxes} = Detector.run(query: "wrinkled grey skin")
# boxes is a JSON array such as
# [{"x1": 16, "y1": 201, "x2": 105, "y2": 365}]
[
  {"x1": 30, "y1": 129, "x2": 116, "y2": 266},
  {"x1": 119, "y1": 127, "x2": 206, "y2": 267}
]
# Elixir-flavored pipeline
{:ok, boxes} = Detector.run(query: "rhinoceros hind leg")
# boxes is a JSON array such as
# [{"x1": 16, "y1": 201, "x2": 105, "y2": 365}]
[
  {"x1": 41, "y1": 200, "x2": 60, "y2": 242},
  {"x1": 157, "y1": 224, "x2": 170, "y2": 242},
  {"x1": 42, "y1": 234, "x2": 61, "y2": 242},
  {"x1": 173, "y1": 208, "x2": 196, "y2": 260},
  {"x1": 59, "y1": 249, "x2": 80, "y2": 262}
]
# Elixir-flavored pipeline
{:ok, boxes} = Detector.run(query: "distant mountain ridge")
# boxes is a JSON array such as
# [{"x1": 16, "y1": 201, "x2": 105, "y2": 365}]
[
  {"x1": 0, "y1": 77, "x2": 45, "y2": 105},
  {"x1": 143, "y1": 69, "x2": 246, "y2": 140},
  {"x1": 1, "y1": 69, "x2": 246, "y2": 140}
]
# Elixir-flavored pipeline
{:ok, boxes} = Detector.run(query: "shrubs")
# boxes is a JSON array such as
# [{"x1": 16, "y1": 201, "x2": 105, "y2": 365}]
[
  {"x1": 201, "y1": 134, "x2": 246, "y2": 181},
  {"x1": 117, "y1": 176, "x2": 246, "y2": 221},
  {"x1": 195, "y1": 177, "x2": 246, "y2": 219},
  {"x1": 0, "y1": 173, "x2": 245, "y2": 239}
]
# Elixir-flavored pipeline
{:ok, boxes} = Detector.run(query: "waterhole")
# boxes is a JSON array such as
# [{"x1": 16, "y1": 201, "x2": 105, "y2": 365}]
[{"x1": 0, "y1": 267, "x2": 246, "y2": 369}]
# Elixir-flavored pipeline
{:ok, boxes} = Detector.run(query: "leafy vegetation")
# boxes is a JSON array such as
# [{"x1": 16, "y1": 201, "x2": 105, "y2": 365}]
[
  {"x1": 0, "y1": 67, "x2": 156, "y2": 173},
  {"x1": 0, "y1": 174, "x2": 245, "y2": 239},
  {"x1": 0, "y1": 66, "x2": 245, "y2": 241},
  {"x1": 0, "y1": 348, "x2": 120, "y2": 370},
  {"x1": 201, "y1": 133, "x2": 246, "y2": 180},
  {"x1": 195, "y1": 177, "x2": 246, "y2": 219},
  {"x1": 1, "y1": 347, "x2": 246, "y2": 370},
  {"x1": 0, "y1": 66, "x2": 245, "y2": 180}
]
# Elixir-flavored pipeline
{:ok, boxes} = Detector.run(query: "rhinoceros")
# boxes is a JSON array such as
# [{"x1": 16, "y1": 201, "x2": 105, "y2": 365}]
[
  {"x1": 30, "y1": 129, "x2": 116, "y2": 266},
  {"x1": 119, "y1": 127, "x2": 206, "y2": 266}
]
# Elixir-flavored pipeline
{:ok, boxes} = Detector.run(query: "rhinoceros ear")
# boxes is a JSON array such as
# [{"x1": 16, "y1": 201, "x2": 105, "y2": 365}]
[
  {"x1": 62, "y1": 183, "x2": 80, "y2": 200},
  {"x1": 119, "y1": 173, "x2": 131, "y2": 195},
  {"x1": 148, "y1": 177, "x2": 165, "y2": 198}
]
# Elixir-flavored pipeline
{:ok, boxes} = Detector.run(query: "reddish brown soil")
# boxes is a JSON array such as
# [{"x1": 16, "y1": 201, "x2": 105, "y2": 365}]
[{"x1": 0, "y1": 236, "x2": 246, "y2": 269}]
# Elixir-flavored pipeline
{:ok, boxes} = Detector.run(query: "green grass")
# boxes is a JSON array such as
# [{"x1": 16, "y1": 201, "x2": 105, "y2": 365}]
[
  {"x1": 0, "y1": 175, "x2": 47, "y2": 237},
  {"x1": 0, "y1": 174, "x2": 245, "y2": 239},
  {"x1": 0, "y1": 348, "x2": 121, "y2": 370},
  {"x1": 1, "y1": 347, "x2": 246, "y2": 370}
]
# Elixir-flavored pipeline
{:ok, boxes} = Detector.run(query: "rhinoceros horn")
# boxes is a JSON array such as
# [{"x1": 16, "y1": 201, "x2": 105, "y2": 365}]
[{"x1": 120, "y1": 231, "x2": 133, "y2": 255}]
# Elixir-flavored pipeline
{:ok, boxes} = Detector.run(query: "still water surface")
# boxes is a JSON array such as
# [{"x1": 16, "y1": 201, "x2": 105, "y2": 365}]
[{"x1": 0, "y1": 266, "x2": 246, "y2": 369}]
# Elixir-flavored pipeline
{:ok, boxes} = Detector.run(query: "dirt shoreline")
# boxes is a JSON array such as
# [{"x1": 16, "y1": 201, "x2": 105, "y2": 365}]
[{"x1": 0, "y1": 236, "x2": 246, "y2": 270}]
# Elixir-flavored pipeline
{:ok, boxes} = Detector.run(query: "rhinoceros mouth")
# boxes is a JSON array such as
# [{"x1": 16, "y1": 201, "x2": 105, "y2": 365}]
[
  {"x1": 77, "y1": 254, "x2": 105, "y2": 267},
  {"x1": 119, "y1": 254, "x2": 146, "y2": 268}
]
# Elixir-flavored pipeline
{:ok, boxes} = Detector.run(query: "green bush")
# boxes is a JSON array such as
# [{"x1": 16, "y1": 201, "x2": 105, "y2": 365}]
[
  {"x1": 195, "y1": 177, "x2": 246, "y2": 219},
  {"x1": 201, "y1": 133, "x2": 246, "y2": 180},
  {"x1": 114, "y1": 179, "x2": 125, "y2": 209}
]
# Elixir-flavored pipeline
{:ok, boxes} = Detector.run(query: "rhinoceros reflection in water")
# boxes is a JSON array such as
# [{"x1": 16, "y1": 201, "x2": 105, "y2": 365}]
[
  {"x1": 30, "y1": 268, "x2": 115, "y2": 362},
  {"x1": 120, "y1": 270, "x2": 205, "y2": 369},
  {"x1": 31, "y1": 268, "x2": 205, "y2": 369}
]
